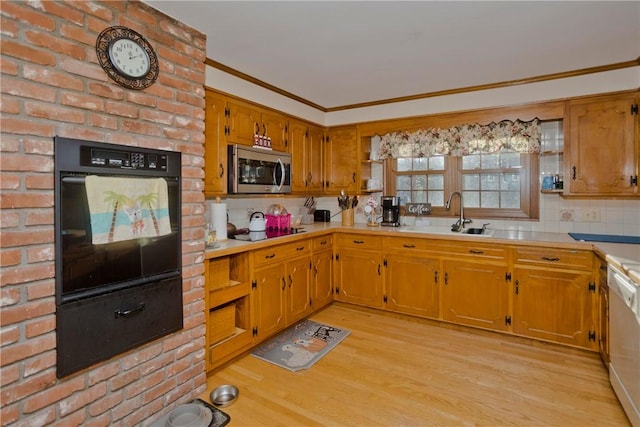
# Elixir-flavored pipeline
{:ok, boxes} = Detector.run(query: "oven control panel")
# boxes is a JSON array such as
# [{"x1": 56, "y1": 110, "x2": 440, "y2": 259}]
[{"x1": 80, "y1": 146, "x2": 168, "y2": 171}]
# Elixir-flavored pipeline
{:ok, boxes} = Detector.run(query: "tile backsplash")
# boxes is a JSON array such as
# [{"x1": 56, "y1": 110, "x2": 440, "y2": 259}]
[{"x1": 213, "y1": 194, "x2": 640, "y2": 235}]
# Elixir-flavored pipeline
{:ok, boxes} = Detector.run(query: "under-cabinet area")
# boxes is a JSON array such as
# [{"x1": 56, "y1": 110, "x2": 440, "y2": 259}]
[{"x1": 204, "y1": 227, "x2": 613, "y2": 372}]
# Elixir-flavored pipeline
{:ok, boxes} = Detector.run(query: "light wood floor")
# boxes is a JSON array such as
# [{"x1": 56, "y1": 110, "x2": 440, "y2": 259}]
[{"x1": 201, "y1": 303, "x2": 629, "y2": 426}]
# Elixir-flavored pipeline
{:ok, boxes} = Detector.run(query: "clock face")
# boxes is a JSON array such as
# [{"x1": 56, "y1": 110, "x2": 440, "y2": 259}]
[
  {"x1": 108, "y1": 39, "x2": 151, "y2": 78},
  {"x1": 96, "y1": 26, "x2": 159, "y2": 90}
]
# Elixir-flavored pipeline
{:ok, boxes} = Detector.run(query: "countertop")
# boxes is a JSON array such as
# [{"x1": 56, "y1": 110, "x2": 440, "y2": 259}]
[{"x1": 205, "y1": 223, "x2": 640, "y2": 285}]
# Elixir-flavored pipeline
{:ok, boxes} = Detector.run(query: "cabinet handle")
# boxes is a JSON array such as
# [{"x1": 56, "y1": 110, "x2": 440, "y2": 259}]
[
  {"x1": 403, "y1": 244, "x2": 416, "y2": 248},
  {"x1": 288, "y1": 275, "x2": 292, "y2": 287},
  {"x1": 352, "y1": 240, "x2": 365, "y2": 244},
  {"x1": 281, "y1": 277, "x2": 286, "y2": 290},
  {"x1": 378, "y1": 264, "x2": 381, "y2": 275},
  {"x1": 469, "y1": 250, "x2": 484, "y2": 254},
  {"x1": 308, "y1": 172, "x2": 313, "y2": 183},
  {"x1": 314, "y1": 266, "x2": 318, "y2": 275},
  {"x1": 444, "y1": 272, "x2": 448, "y2": 286},
  {"x1": 296, "y1": 246, "x2": 305, "y2": 251},
  {"x1": 572, "y1": 166, "x2": 577, "y2": 180},
  {"x1": 541, "y1": 256, "x2": 560, "y2": 262},
  {"x1": 114, "y1": 302, "x2": 145, "y2": 318},
  {"x1": 255, "y1": 122, "x2": 260, "y2": 135},
  {"x1": 434, "y1": 271, "x2": 438, "y2": 284},
  {"x1": 515, "y1": 280, "x2": 520, "y2": 295},
  {"x1": 262, "y1": 124, "x2": 267, "y2": 136},
  {"x1": 352, "y1": 172, "x2": 356, "y2": 183},
  {"x1": 218, "y1": 163, "x2": 224, "y2": 178},
  {"x1": 265, "y1": 253, "x2": 276, "y2": 259},
  {"x1": 319, "y1": 240, "x2": 327, "y2": 245}
]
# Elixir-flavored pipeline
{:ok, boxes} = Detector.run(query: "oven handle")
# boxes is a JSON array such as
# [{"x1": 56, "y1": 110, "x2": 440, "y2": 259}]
[{"x1": 114, "y1": 302, "x2": 146, "y2": 319}]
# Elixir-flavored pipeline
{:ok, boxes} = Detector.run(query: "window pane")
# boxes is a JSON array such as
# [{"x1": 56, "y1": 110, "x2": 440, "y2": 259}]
[
  {"x1": 480, "y1": 173, "x2": 500, "y2": 190},
  {"x1": 412, "y1": 158, "x2": 428, "y2": 171},
  {"x1": 412, "y1": 175, "x2": 427, "y2": 190},
  {"x1": 481, "y1": 154, "x2": 499, "y2": 169},
  {"x1": 428, "y1": 174, "x2": 444, "y2": 190},
  {"x1": 397, "y1": 158, "x2": 411, "y2": 172},
  {"x1": 429, "y1": 156, "x2": 445, "y2": 170},
  {"x1": 463, "y1": 191, "x2": 479, "y2": 207},
  {"x1": 428, "y1": 191, "x2": 444, "y2": 206},
  {"x1": 397, "y1": 190, "x2": 411, "y2": 203},
  {"x1": 502, "y1": 191, "x2": 520, "y2": 208},
  {"x1": 463, "y1": 174, "x2": 479, "y2": 190},
  {"x1": 501, "y1": 173, "x2": 520, "y2": 191},
  {"x1": 396, "y1": 176, "x2": 411, "y2": 190},
  {"x1": 412, "y1": 191, "x2": 427, "y2": 203},
  {"x1": 481, "y1": 191, "x2": 499, "y2": 208},
  {"x1": 501, "y1": 152, "x2": 521, "y2": 168},
  {"x1": 462, "y1": 154, "x2": 480, "y2": 170}
]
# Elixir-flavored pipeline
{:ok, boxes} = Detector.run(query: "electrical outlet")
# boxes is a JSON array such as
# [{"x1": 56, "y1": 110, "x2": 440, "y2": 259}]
[
  {"x1": 559, "y1": 209, "x2": 574, "y2": 222},
  {"x1": 581, "y1": 208, "x2": 601, "y2": 222}
]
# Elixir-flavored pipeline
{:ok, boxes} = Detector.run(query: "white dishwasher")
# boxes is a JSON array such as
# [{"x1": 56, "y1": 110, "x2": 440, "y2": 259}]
[{"x1": 608, "y1": 263, "x2": 640, "y2": 427}]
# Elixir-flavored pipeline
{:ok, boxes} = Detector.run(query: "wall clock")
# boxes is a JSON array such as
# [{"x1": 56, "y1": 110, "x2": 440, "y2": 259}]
[{"x1": 96, "y1": 26, "x2": 159, "y2": 90}]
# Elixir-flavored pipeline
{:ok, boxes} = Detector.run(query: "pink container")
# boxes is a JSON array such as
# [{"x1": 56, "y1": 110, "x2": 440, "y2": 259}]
[{"x1": 265, "y1": 213, "x2": 291, "y2": 231}]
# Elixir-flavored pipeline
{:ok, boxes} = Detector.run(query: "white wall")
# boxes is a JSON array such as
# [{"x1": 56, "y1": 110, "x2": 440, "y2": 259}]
[{"x1": 206, "y1": 65, "x2": 640, "y2": 236}]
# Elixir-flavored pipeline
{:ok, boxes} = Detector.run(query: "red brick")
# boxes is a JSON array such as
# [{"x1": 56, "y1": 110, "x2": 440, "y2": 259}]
[
  {"x1": 88, "y1": 390, "x2": 123, "y2": 417},
  {"x1": 22, "y1": 63, "x2": 84, "y2": 91},
  {"x1": 0, "y1": 403, "x2": 20, "y2": 426},
  {"x1": 0, "y1": 116, "x2": 56, "y2": 137},
  {"x1": 0, "y1": 15, "x2": 20, "y2": 37},
  {"x1": 87, "y1": 112, "x2": 118, "y2": 130},
  {"x1": 25, "y1": 101, "x2": 86, "y2": 124},
  {"x1": 158, "y1": 20, "x2": 195, "y2": 44},
  {"x1": 122, "y1": 372, "x2": 164, "y2": 400},
  {"x1": 38, "y1": 0, "x2": 85, "y2": 25},
  {"x1": 0, "y1": 174, "x2": 21, "y2": 190},
  {"x1": 61, "y1": 92, "x2": 106, "y2": 112},
  {"x1": 0, "y1": 1, "x2": 56, "y2": 32},
  {"x1": 0, "y1": 324, "x2": 20, "y2": 348},
  {"x1": 59, "y1": 21, "x2": 96, "y2": 47},
  {"x1": 0, "y1": 192, "x2": 53, "y2": 210},
  {"x1": 20, "y1": 372, "x2": 83, "y2": 413},
  {"x1": 0, "y1": 153, "x2": 53, "y2": 173},
  {"x1": 1, "y1": 96, "x2": 20, "y2": 114},
  {"x1": 0, "y1": 286, "x2": 21, "y2": 306},
  {"x1": 0, "y1": 262, "x2": 54, "y2": 287},
  {"x1": 87, "y1": 362, "x2": 120, "y2": 387},
  {"x1": 0, "y1": 55, "x2": 19, "y2": 75},
  {"x1": 140, "y1": 109, "x2": 173, "y2": 125},
  {"x1": 0, "y1": 298, "x2": 55, "y2": 328},
  {"x1": 25, "y1": 175, "x2": 53, "y2": 191},
  {"x1": 69, "y1": 1, "x2": 113, "y2": 21},
  {"x1": 0, "y1": 249, "x2": 22, "y2": 267},
  {"x1": 23, "y1": 349, "x2": 55, "y2": 377},
  {"x1": 175, "y1": 40, "x2": 206, "y2": 63},
  {"x1": 143, "y1": 375, "x2": 175, "y2": 403},
  {"x1": 0, "y1": 368, "x2": 56, "y2": 407},
  {"x1": 88, "y1": 82, "x2": 125, "y2": 100},
  {"x1": 125, "y1": 91, "x2": 157, "y2": 108},
  {"x1": 1, "y1": 78, "x2": 58, "y2": 102},
  {"x1": 111, "y1": 395, "x2": 142, "y2": 422},
  {"x1": 50, "y1": 409, "x2": 86, "y2": 427},
  {"x1": 26, "y1": 280, "x2": 54, "y2": 300},
  {"x1": 157, "y1": 99, "x2": 192, "y2": 117},
  {"x1": 122, "y1": 120, "x2": 163, "y2": 137},
  {"x1": 23, "y1": 137, "x2": 53, "y2": 155},
  {"x1": 0, "y1": 39, "x2": 55, "y2": 66},
  {"x1": 59, "y1": 382, "x2": 107, "y2": 417},
  {"x1": 104, "y1": 101, "x2": 138, "y2": 118},
  {"x1": 157, "y1": 46, "x2": 192, "y2": 69},
  {"x1": 58, "y1": 57, "x2": 106, "y2": 81},
  {"x1": 24, "y1": 29, "x2": 86, "y2": 60},
  {"x1": 110, "y1": 367, "x2": 141, "y2": 392},
  {"x1": 25, "y1": 315, "x2": 55, "y2": 338}
]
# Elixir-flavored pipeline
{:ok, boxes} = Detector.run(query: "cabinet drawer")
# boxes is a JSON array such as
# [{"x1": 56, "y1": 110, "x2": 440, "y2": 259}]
[
  {"x1": 336, "y1": 234, "x2": 383, "y2": 250},
  {"x1": 312, "y1": 235, "x2": 333, "y2": 250},
  {"x1": 437, "y1": 242, "x2": 507, "y2": 262},
  {"x1": 514, "y1": 247, "x2": 593, "y2": 271},
  {"x1": 384, "y1": 236, "x2": 444, "y2": 252},
  {"x1": 253, "y1": 240, "x2": 311, "y2": 267}
]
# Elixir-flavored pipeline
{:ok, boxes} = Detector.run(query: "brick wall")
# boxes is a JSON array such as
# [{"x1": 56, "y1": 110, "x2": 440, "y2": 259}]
[{"x1": 0, "y1": 1, "x2": 207, "y2": 425}]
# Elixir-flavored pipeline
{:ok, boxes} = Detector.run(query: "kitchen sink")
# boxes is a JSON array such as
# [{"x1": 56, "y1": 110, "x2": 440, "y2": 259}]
[{"x1": 398, "y1": 226, "x2": 494, "y2": 237}]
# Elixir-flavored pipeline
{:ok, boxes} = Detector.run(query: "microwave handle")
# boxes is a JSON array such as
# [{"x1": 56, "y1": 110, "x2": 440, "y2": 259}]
[{"x1": 274, "y1": 158, "x2": 285, "y2": 191}]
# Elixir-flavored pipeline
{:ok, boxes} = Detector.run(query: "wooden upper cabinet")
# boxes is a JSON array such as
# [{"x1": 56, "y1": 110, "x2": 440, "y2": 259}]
[
  {"x1": 204, "y1": 89, "x2": 228, "y2": 195},
  {"x1": 565, "y1": 92, "x2": 639, "y2": 196},
  {"x1": 290, "y1": 119, "x2": 325, "y2": 193},
  {"x1": 325, "y1": 125, "x2": 358, "y2": 194},
  {"x1": 226, "y1": 99, "x2": 289, "y2": 152}
]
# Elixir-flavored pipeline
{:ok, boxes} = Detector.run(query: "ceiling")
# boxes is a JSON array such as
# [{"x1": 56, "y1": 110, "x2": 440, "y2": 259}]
[{"x1": 145, "y1": 1, "x2": 640, "y2": 110}]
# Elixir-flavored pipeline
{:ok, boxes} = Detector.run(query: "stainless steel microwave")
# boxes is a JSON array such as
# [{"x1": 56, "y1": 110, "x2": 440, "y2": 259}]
[{"x1": 228, "y1": 145, "x2": 292, "y2": 194}]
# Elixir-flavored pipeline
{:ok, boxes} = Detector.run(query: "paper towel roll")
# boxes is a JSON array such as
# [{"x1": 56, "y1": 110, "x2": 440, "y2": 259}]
[{"x1": 210, "y1": 202, "x2": 227, "y2": 241}]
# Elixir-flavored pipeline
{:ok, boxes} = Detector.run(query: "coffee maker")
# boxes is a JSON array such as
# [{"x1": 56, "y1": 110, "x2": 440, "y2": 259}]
[{"x1": 381, "y1": 196, "x2": 400, "y2": 227}]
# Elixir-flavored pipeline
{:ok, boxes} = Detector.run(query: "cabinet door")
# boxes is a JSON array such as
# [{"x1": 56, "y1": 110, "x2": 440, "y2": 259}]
[
  {"x1": 312, "y1": 248, "x2": 333, "y2": 310},
  {"x1": 227, "y1": 99, "x2": 259, "y2": 146},
  {"x1": 204, "y1": 89, "x2": 227, "y2": 195},
  {"x1": 261, "y1": 110, "x2": 288, "y2": 152},
  {"x1": 513, "y1": 267, "x2": 595, "y2": 349},
  {"x1": 385, "y1": 253, "x2": 440, "y2": 319},
  {"x1": 567, "y1": 94, "x2": 638, "y2": 195},
  {"x1": 307, "y1": 124, "x2": 325, "y2": 193},
  {"x1": 325, "y1": 126, "x2": 358, "y2": 194},
  {"x1": 289, "y1": 119, "x2": 308, "y2": 192},
  {"x1": 286, "y1": 255, "x2": 311, "y2": 324},
  {"x1": 254, "y1": 264, "x2": 286, "y2": 341},
  {"x1": 335, "y1": 249, "x2": 383, "y2": 307},
  {"x1": 442, "y1": 260, "x2": 509, "y2": 331}
]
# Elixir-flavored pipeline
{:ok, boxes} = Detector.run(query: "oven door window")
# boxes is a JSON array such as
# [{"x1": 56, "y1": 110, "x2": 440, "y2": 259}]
[{"x1": 59, "y1": 175, "x2": 180, "y2": 299}]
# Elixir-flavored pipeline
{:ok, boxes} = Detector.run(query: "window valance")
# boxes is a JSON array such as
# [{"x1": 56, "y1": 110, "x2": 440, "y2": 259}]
[{"x1": 378, "y1": 118, "x2": 541, "y2": 159}]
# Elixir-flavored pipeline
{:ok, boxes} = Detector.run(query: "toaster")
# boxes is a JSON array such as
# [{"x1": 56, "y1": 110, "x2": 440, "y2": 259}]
[{"x1": 314, "y1": 210, "x2": 331, "y2": 222}]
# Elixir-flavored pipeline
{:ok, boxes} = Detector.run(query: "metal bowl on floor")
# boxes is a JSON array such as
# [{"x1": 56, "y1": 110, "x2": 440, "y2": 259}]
[{"x1": 210, "y1": 384, "x2": 239, "y2": 407}]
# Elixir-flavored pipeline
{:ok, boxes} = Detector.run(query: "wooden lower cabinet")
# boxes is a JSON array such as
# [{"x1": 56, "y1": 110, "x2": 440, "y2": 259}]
[
  {"x1": 311, "y1": 246, "x2": 333, "y2": 310},
  {"x1": 597, "y1": 257, "x2": 609, "y2": 366},
  {"x1": 286, "y1": 255, "x2": 312, "y2": 322},
  {"x1": 512, "y1": 266, "x2": 596, "y2": 349},
  {"x1": 441, "y1": 260, "x2": 510, "y2": 331},
  {"x1": 384, "y1": 253, "x2": 439, "y2": 318},
  {"x1": 334, "y1": 249, "x2": 383, "y2": 307},
  {"x1": 253, "y1": 263, "x2": 287, "y2": 341}
]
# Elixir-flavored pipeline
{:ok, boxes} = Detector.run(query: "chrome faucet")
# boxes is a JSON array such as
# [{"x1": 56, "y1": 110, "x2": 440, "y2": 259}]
[{"x1": 445, "y1": 191, "x2": 472, "y2": 232}]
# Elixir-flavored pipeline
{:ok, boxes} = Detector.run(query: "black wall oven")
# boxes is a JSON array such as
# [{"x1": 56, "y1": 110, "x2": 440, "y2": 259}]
[{"x1": 54, "y1": 136, "x2": 183, "y2": 377}]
